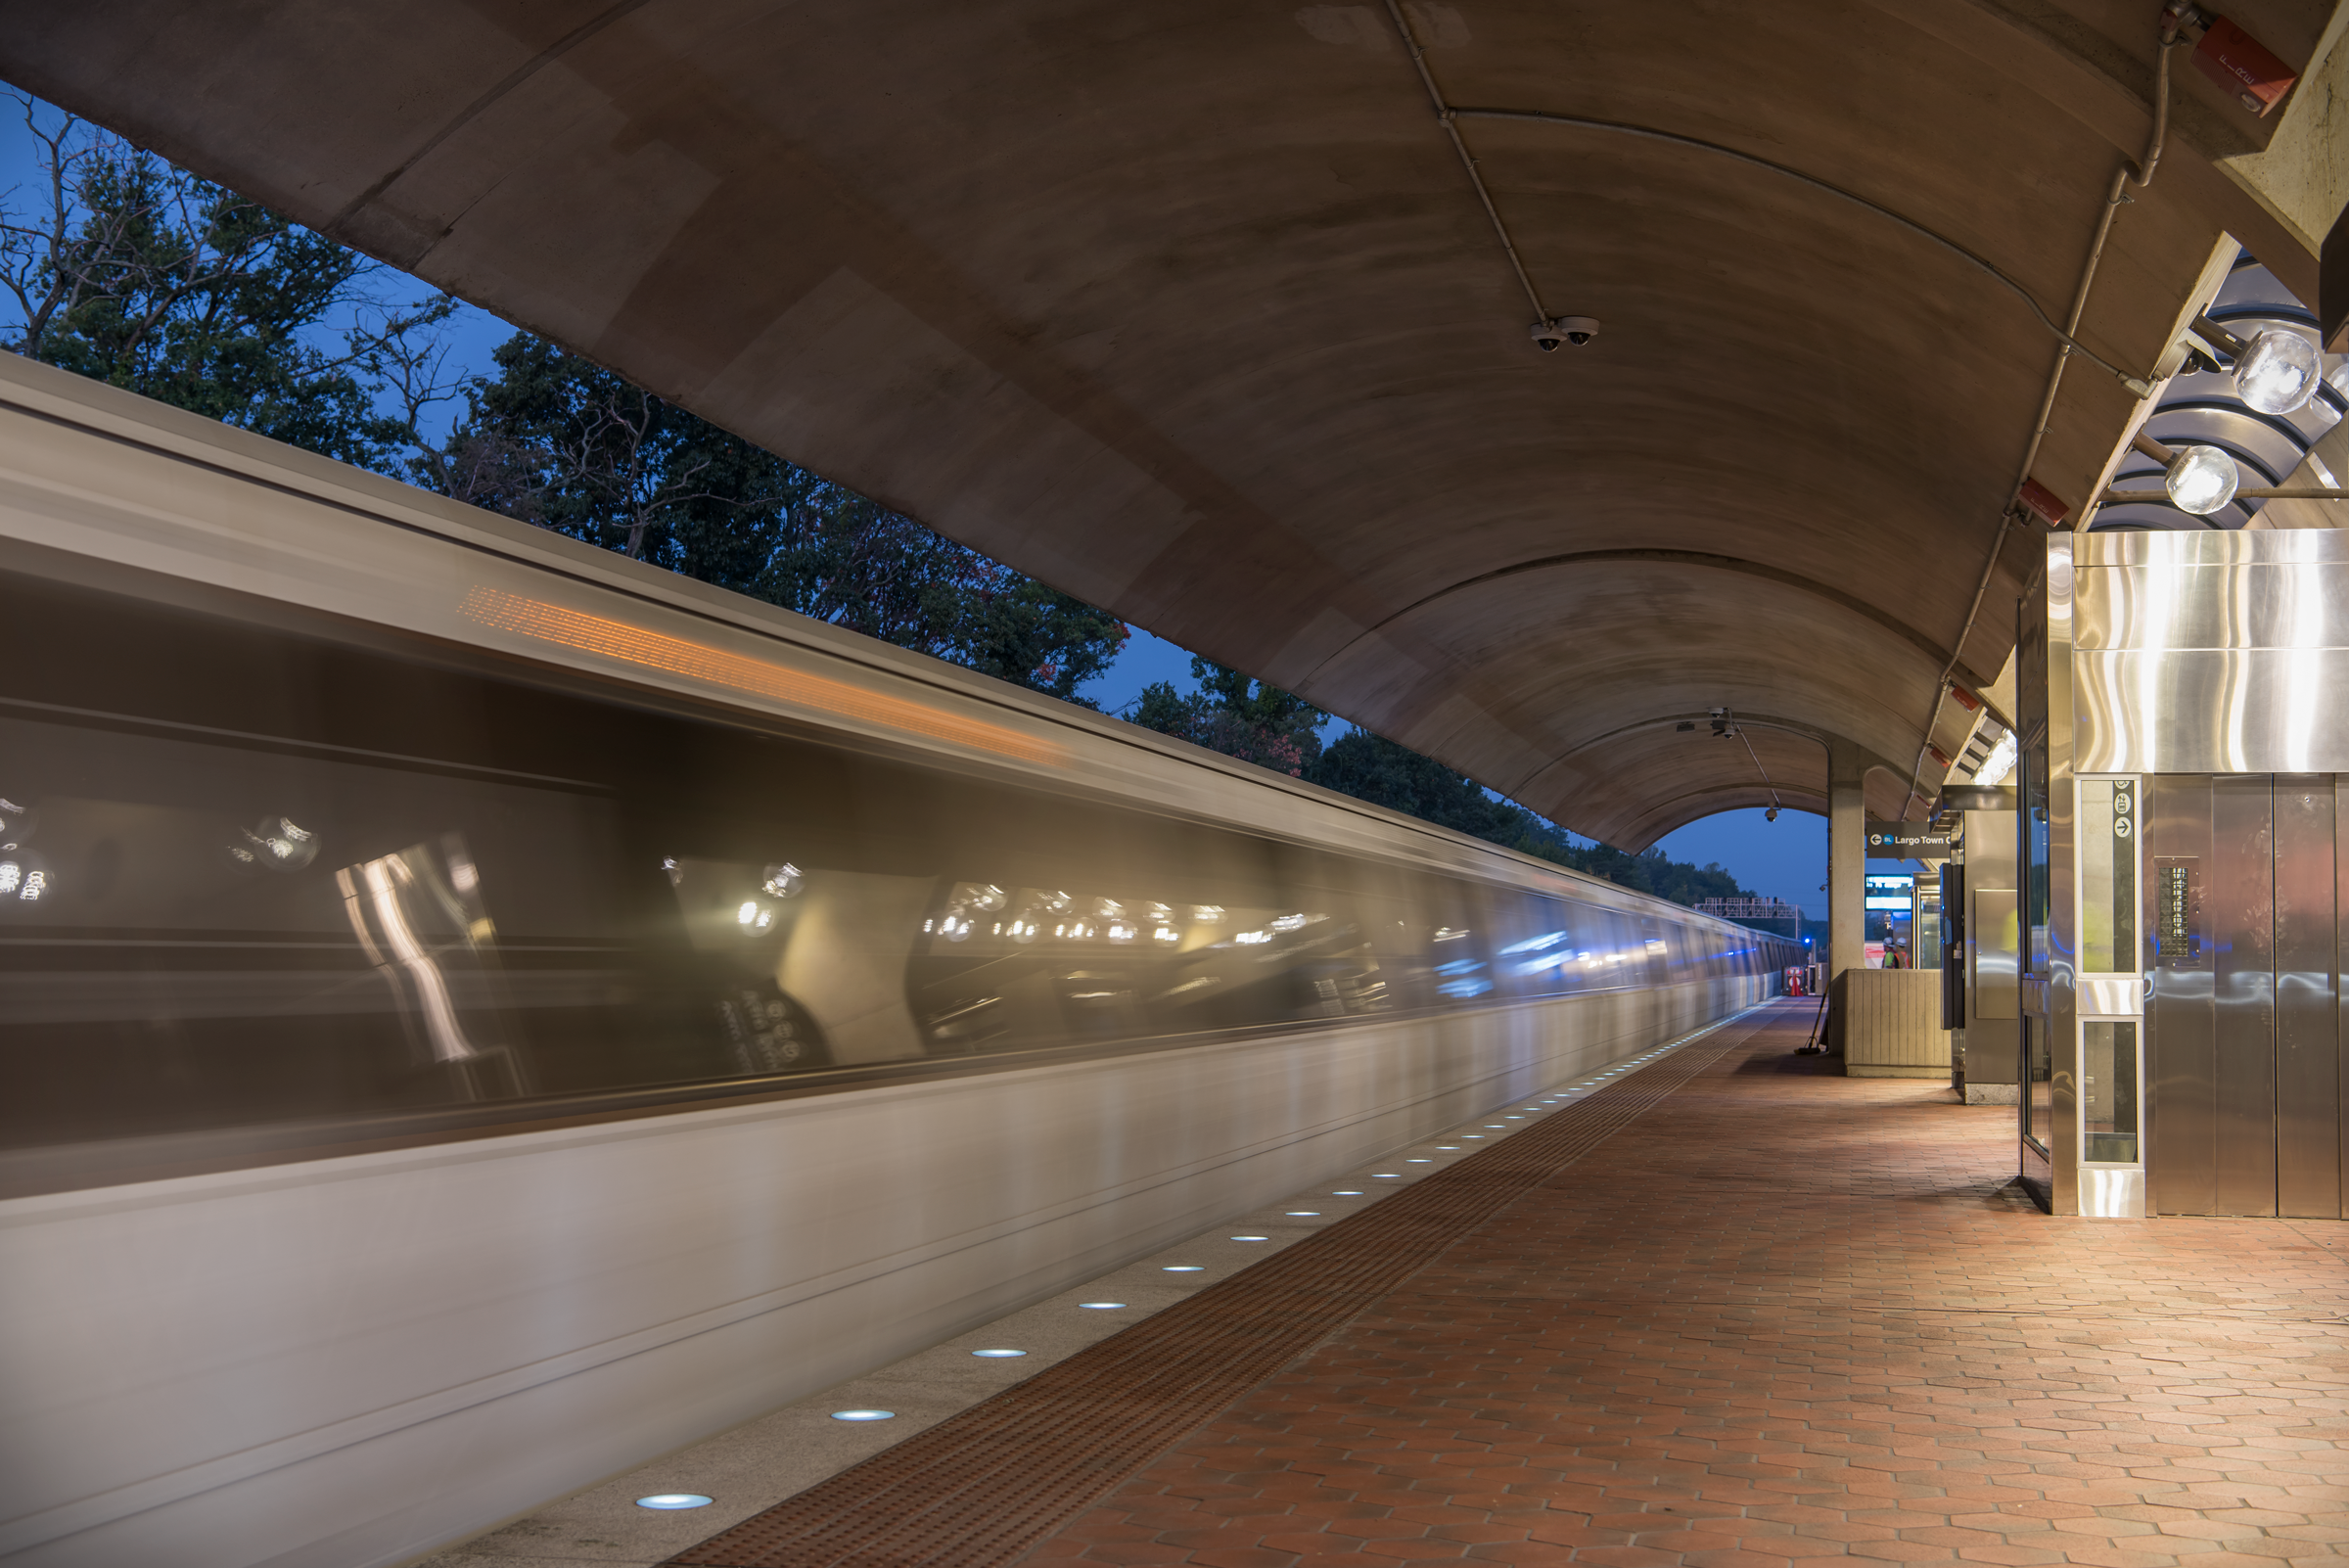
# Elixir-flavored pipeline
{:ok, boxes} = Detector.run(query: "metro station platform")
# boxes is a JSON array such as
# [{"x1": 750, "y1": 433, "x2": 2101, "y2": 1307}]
[{"x1": 434, "y1": 999, "x2": 2348, "y2": 1568}]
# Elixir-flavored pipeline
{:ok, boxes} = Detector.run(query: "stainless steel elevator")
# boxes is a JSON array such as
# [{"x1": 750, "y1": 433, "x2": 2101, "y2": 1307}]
[
  {"x1": 2014, "y1": 529, "x2": 2347, "y2": 1219},
  {"x1": 2144, "y1": 775, "x2": 2343, "y2": 1219}
]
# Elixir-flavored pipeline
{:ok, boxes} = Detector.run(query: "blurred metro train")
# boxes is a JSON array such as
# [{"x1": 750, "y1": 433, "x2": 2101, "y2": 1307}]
[{"x1": 0, "y1": 352, "x2": 1794, "y2": 1568}]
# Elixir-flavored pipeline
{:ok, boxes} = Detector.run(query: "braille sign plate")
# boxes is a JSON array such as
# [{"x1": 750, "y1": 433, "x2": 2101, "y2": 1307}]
[{"x1": 2155, "y1": 861, "x2": 2197, "y2": 965}]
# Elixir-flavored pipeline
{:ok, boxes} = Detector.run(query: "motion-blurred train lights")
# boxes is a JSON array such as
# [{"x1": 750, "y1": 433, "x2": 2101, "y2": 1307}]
[
  {"x1": 761, "y1": 863, "x2": 805, "y2": 899},
  {"x1": 462, "y1": 587, "x2": 1066, "y2": 766}
]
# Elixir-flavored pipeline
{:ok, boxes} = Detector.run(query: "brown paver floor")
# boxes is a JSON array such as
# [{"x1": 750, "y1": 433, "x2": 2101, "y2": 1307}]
[
  {"x1": 1028, "y1": 1004, "x2": 2349, "y2": 1568},
  {"x1": 668, "y1": 1000, "x2": 2349, "y2": 1567}
]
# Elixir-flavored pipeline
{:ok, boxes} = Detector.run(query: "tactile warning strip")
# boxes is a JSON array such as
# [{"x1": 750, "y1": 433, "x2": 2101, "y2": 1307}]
[{"x1": 664, "y1": 1010, "x2": 1772, "y2": 1568}]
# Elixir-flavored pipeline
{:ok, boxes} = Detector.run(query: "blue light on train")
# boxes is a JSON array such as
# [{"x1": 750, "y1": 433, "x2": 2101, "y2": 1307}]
[
  {"x1": 1499, "y1": 931, "x2": 1568, "y2": 956},
  {"x1": 1434, "y1": 956, "x2": 1490, "y2": 998},
  {"x1": 831, "y1": 1409, "x2": 896, "y2": 1421},
  {"x1": 637, "y1": 1495, "x2": 714, "y2": 1509}
]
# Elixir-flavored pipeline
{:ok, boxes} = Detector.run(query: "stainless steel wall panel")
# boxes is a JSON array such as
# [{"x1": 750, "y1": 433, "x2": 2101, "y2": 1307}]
[
  {"x1": 2146, "y1": 775, "x2": 2215, "y2": 1216},
  {"x1": 2075, "y1": 650, "x2": 2349, "y2": 774},
  {"x1": 2079, "y1": 526, "x2": 2349, "y2": 570},
  {"x1": 2213, "y1": 775, "x2": 2278, "y2": 1218},
  {"x1": 2072, "y1": 565, "x2": 2349, "y2": 653},
  {"x1": 2275, "y1": 777, "x2": 2340, "y2": 1219},
  {"x1": 2072, "y1": 530, "x2": 2349, "y2": 778}
]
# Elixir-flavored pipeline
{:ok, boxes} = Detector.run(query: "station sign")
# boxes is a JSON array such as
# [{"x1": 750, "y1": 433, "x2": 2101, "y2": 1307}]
[{"x1": 1865, "y1": 817, "x2": 1957, "y2": 859}]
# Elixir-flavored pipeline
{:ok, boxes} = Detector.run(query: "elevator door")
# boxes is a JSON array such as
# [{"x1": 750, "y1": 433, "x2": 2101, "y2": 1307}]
[{"x1": 2145, "y1": 776, "x2": 2343, "y2": 1218}]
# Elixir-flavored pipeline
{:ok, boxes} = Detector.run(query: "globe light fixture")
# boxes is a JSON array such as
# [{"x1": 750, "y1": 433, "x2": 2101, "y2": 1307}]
[
  {"x1": 2164, "y1": 444, "x2": 2238, "y2": 515},
  {"x1": 2233, "y1": 328, "x2": 2322, "y2": 415}
]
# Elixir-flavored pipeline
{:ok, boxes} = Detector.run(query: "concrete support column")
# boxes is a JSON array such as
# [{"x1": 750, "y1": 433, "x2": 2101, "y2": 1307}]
[{"x1": 1828, "y1": 746, "x2": 1867, "y2": 983}]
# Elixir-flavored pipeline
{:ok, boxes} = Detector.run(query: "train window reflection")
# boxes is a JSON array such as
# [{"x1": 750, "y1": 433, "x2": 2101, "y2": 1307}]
[{"x1": 0, "y1": 562, "x2": 1797, "y2": 1162}]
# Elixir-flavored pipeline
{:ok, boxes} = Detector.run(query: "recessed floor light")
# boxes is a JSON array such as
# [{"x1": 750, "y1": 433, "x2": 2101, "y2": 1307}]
[
  {"x1": 1287, "y1": 1211, "x2": 1320, "y2": 1216},
  {"x1": 1079, "y1": 1301, "x2": 1127, "y2": 1310},
  {"x1": 1435, "y1": 1145, "x2": 1459, "y2": 1150},
  {"x1": 971, "y1": 1348, "x2": 1027, "y2": 1358},
  {"x1": 831, "y1": 1409, "x2": 895, "y2": 1422},
  {"x1": 1485, "y1": 1125, "x2": 1505, "y2": 1129},
  {"x1": 1406, "y1": 1158, "x2": 1433, "y2": 1163},
  {"x1": 637, "y1": 1494, "x2": 713, "y2": 1510},
  {"x1": 1370, "y1": 1173, "x2": 1402, "y2": 1177},
  {"x1": 1504, "y1": 1116, "x2": 1523, "y2": 1120},
  {"x1": 1332, "y1": 1189, "x2": 1364, "y2": 1195},
  {"x1": 1462, "y1": 1135, "x2": 1484, "y2": 1140},
  {"x1": 1230, "y1": 1235, "x2": 1268, "y2": 1241},
  {"x1": 1164, "y1": 1265, "x2": 1204, "y2": 1271}
]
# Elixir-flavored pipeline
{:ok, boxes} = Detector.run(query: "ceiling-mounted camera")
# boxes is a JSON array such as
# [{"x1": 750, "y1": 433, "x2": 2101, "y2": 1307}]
[{"x1": 1530, "y1": 315, "x2": 1602, "y2": 351}]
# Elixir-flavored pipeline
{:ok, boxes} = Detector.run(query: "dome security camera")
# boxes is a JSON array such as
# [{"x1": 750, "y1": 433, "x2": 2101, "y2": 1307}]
[
  {"x1": 1529, "y1": 320, "x2": 1566, "y2": 352},
  {"x1": 1559, "y1": 315, "x2": 1601, "y2": 346}
]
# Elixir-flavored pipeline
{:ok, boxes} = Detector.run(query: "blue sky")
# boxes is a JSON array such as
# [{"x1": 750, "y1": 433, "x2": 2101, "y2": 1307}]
[{"x1": 0, "y1": 96, "x2": 1827, "y2": 917}]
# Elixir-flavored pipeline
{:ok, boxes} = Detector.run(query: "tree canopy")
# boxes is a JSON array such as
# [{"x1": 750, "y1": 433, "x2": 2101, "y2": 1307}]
[
  {"x1": 1128, "y1": 658, "x2": 1328, "y2": 775},
  {"x1": 433, "y1": 334, "x2": 1128, "y2": 701}
]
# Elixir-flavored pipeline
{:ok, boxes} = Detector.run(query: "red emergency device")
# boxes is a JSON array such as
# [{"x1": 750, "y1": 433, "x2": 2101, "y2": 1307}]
[{"x1": 2193, "y1": 18, "x2": 2297, "y2": 117}]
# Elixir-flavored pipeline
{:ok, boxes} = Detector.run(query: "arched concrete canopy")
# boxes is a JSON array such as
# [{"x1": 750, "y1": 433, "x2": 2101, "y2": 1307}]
[{"x1": 3, "y1": 0, "x2": 2333, "y2": 848}]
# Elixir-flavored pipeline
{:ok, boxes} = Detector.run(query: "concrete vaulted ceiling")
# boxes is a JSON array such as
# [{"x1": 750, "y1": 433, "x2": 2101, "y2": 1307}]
[{"x1": 1, "y1": 0, "x2": 2338, "y2": 847}]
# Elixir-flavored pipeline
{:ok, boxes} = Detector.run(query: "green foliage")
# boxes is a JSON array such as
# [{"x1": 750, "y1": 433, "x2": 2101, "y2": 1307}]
[
  {"x1": 0, "y1": 97, "x2": 449, "y2": 470},
  {"x1": 436, "y1": 334, "x2": 1128, "y2": 698},
  {"x1": 1302, "y1": 727, "x2": 1761, "y2": 908},
  {"x1": 1304, "y1": 727, "x2": 1532, "y2": 843},
  {"x1": 1128, "y1": 659, "x2": 1326, "y2": 775},
  {"x1": 952, "y1": 576, "x2": 1127, "y2": 704}
]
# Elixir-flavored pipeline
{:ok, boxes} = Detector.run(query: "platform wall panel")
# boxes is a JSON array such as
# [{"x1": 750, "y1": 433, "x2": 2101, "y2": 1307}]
[{"x1": 1837, "y1": 969, "x2": 1954, "y2": 1077}]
